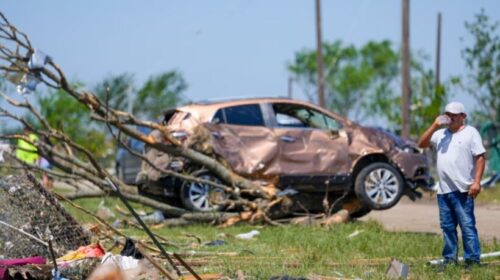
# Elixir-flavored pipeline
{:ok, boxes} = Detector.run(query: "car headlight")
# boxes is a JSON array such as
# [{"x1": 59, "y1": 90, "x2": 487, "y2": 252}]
[{"x1": 400, "y1": 145, "x2": 421, "y2": 154}]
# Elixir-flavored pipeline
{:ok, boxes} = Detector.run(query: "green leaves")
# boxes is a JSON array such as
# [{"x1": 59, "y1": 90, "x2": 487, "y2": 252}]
[
  {"x1": 136, "y1": 71, "x2": 187, "y2": 120},
  {"x1": 288, "y1": 40, "x2": 400, "y2": 122},
  {"x1": 36, "y1": 70, "x2": 187, "y2": 158},
  {"x1": 461, "y1": 9, "x2": 499, "y2": 123},
  {"x1": 288, "y1": 40, "x2": 452, "y2": 138},
  {"x1": 95, "y1": 71, "x2": 187, "y2": 120},
  {"x1": 38, "y1": 84, "x2": 109, "y2": 157}
]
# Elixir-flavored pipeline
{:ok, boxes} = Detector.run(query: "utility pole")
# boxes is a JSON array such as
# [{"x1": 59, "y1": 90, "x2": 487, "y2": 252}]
[
  {"x1": 401, "y1": 0, "x2": 411, "y2": 138},
  {"x1": 315, "y1": 0, "x2": 325, "y2": 108},
  {"x1": 288, "y1": 77, "x2": 293, "y2": 99},
  {"x1": 435, "y1": 12, "x2": 442, "y2": 91}
]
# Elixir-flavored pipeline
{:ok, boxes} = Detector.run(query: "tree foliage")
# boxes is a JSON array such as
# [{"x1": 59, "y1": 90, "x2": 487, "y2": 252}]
[
  {"x1": 289, "y1": 40, "x2": 399, "y2": 120},
  {"x1": 461, "y1": 9, "x2": 499, "y2": 123},
  {"x1": 37, "y1": 86, "x2": 109, "y2": 157},
  {"x1": 94, "y1": 73, "x2": 135, "y2": 112},
  {"x1": 94, "y1": 71, "x2": 187, "y2": 121},
  {"x1": 289, "y1": 40, "x2": 449, "y2": 137}
]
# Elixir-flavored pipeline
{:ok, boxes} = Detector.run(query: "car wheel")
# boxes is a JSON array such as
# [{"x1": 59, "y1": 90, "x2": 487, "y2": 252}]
[
  {"x1": 180, "y1": 170, "x2": 227, "y2": 212},
  {"x1": 354, "y1": 162, "x2": 404, "y2": 210}
]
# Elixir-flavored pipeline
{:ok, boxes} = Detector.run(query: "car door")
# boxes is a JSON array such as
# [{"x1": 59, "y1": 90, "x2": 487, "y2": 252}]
[
  {"x1": 205, "y1": 103, "x2": 280, "y2": 177},
  {"x1": 269, "y1": 102, "x2": 351, "y2": 178}
]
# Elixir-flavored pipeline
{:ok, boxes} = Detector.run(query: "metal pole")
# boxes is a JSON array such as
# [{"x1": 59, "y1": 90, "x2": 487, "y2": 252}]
[
  {"x1": 288, "y1": 77, "x2": 293, "y2": 99},
  {"x1": 401, "y1": 0, "x2": 411, "y2": 138},
  {"x1": 315, "y1": 0, "x2": 325, "y2": 108},
  {"x1": 435, "y1": 12, "x2": 442, "y2": 91}
]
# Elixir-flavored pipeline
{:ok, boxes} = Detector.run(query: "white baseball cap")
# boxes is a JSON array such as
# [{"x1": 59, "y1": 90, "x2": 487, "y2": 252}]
[{"x1": 444, "y1": 101, "x2": 465, "y2": 114}]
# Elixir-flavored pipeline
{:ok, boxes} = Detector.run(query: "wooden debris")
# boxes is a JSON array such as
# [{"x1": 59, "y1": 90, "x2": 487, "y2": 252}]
[{"x1": 321, "y1": 209, "x2": 350, "y2": 226}]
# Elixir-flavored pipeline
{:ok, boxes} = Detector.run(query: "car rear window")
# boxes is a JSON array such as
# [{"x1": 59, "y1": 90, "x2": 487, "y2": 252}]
[{"x1": 212, "y1": 104, "x2": 265, "y2": 126}]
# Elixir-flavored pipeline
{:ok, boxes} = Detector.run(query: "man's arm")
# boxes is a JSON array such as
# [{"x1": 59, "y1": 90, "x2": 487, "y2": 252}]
[
  {"x1": 469, "y1": 153, "x2": 486, "y2": 198},
  {"x1": 417, "y1": 120, "x2": 440, "y2": 148}
]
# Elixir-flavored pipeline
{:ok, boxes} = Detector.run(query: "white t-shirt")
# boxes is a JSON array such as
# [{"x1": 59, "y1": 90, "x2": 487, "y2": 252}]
[{"x1": 430, "y1": 125, "x2": 486, "y2": 194}]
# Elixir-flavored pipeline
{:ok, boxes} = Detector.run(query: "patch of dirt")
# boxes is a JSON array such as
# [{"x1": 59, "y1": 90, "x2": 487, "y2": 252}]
[{"x1": 360, "y1": 196, "x2": 500, "y2": 241}]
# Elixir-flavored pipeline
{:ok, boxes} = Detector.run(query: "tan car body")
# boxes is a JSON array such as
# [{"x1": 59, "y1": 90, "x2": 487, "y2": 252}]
[
  {"x1": 164, "y1": 98, "x2": 428, "y2": 184},
  {"x1": 137, "y1": 97, "x2": 432, "y2": 212}
]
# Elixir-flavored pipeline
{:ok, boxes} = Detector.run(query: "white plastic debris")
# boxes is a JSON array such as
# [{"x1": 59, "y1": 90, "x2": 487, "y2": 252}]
[
  {"x1": 15, "y1": 49, "x2": 52, "y2": 94},
  {"x1": 347, "y1": 229, "x2": 364, "y2": 239},
  {"x1": 140, "y1": 210, "x2": 165, "y2": 224},
  {"x1": 16, "y1": 73, "x2": 40, "y2": 94},
  {"x1": 28, "y1": 49, "x2": 51, "y2": 70},
  {"x1": 235, "y1": 230, "x2": 260, "y2": 240},
  {"x1": 101, "y1": 252, "x2": 140, "y2": 270}
]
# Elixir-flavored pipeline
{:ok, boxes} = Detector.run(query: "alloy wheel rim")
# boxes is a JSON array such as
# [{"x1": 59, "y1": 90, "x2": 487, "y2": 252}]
[
  {"x1": 187, "y1": 174, "x2": 223, "y2": 211},
  {"x1": 364, "y1": 168, "x2": 399, "y2": 205}
]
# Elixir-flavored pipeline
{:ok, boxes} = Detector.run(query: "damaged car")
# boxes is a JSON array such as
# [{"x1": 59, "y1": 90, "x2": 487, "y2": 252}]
[{"x1": 136, "y1": 98, "x2": 433, "y2": 216}]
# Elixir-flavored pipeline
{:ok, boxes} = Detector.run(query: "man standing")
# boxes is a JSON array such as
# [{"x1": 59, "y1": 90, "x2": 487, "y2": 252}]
[{"x1": 418, "y1": 101, "x2": 486, "y2": 270}]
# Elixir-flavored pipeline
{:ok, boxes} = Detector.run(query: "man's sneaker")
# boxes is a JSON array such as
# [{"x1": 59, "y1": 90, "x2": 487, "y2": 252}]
[
  {"x1": 435, "y1": 259, "x2": 458, "y2": 273},
  {"x1": 464, "y1": 260, "x2": 481, "y2": 272}
]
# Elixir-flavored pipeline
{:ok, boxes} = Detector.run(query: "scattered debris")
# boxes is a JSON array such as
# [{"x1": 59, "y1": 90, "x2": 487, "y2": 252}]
[
  {"x1": 204, "y1": 240, "x2": 227, "y2": 246},
  {"x1": 0, "y1": 256, "x2": 46, "y2": 280},
  {"x1": 96, "y1": 204, "x2": 116, "y2": 220},
  {"x1": 141, "y1": 210, "x2": 166, "y2": 224},
  {"x1": 57, "y1": 243, "x2": 105, "y2": 262},
  {"x1": 101, "y1": 252, "x2": 140, "y2": 270},
  {"x1": 235, "y1": 230, "x2": 260, "y2": 240},
  {"x1": 386, "y1": 258, "x2": 409, "y2": 279},
  {"x1": 347, "y1": 230, "x2": 364, "y2": 239},
  {"x1": 321, "y1": 210, "x2": 350, "y2": 227}
]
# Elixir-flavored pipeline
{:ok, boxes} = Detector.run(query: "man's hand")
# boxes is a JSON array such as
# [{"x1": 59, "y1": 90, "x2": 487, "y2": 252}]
[{"x1": 469, "y1": 181, "x2": 481, "y2": 198}]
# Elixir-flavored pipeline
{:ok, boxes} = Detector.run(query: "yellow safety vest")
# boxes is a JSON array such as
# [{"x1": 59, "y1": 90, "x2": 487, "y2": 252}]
[{"x1": 16, "y1": 133, "x2": 39, "y2": 164}]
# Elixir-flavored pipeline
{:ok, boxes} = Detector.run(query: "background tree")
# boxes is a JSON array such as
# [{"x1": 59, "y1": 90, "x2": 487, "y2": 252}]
[
  {"x1": 460, "y1": 9, "x2": 499, "y2": 123},
  {"x1": 136, "y1": 71, "x2": 187, "y2": 120},
  {"x1": 368, "y1": 51, "x2": 449, "y2": 136},
  {"x1": 94, "y1": 73, "x2": 135, "y2": 112},
  {"x1": 37, "y1": 85, "x2": 109, "y2": 157},
  {"x1": 289, "y1": 40, "x2": 450, "y2": 138},
  {"x1": 94, "y1": 71, "x2": 187, "y2": 121}
]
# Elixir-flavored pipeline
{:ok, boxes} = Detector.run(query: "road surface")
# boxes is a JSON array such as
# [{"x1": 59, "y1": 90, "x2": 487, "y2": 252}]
[{"x1": 360, "y1": 196, "x2": 500, "y2": 241}]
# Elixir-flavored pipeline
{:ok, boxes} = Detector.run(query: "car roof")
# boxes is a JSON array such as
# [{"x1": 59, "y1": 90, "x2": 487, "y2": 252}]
[{"x1": 175, "y1": 97, "x2": 351, "y2": 124}]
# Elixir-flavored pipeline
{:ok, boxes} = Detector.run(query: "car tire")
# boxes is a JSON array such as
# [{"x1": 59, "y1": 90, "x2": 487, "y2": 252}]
[
  {"x1": 180, "y1": 170, "x2": 227, "y2": 212},
  {"x1": 354, "y1": 162, "x2": 404, "y2": 210}
]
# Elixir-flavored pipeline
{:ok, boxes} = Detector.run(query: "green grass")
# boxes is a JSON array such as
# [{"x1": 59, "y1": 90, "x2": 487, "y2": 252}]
[{"x1": 60, "y1": 197, "x2": 500, "y2": 279}]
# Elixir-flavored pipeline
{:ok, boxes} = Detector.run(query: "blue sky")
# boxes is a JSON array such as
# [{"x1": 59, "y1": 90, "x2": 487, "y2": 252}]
[{"x1": 1, "y1": 1, "x2": 499, "y2": 119}]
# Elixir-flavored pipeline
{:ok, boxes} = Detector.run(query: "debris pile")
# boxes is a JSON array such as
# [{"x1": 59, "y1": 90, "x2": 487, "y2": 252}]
[
  {"x1": 0, "y1": 175, "x2": 221, "y2": 279},
  {"x1": 0, "y1": 174, "x2": 90, "y2": 259}
]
